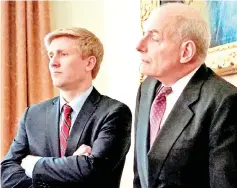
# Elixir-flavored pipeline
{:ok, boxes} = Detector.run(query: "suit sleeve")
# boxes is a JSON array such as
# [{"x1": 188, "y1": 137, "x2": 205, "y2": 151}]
[
  {"x1": 133, "y1": 85, "x2": 142, "y2": 188},
  {"x1": 32, "y1": 104, "x2": 132, "y2": 186},
  {"x1": 209, "y1": 93, "x2": 237, "y2": 187},
  {"x1": 1, "y1": 108, "x2": 33, "y2": 188}
]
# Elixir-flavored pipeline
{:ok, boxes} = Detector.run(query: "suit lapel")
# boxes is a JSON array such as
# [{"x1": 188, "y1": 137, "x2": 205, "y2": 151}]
[
  {"x1": 65, "y1": 88, "x2": 101, "y2": 156},
  {"x1": 46, "y1": 97, "x2": 61, "y2": 157},
  {"x1": 136, "y1": 77, "x2": 159, "y2": 188},
  {"x1": 147, "y1": 65, "x2": 208, "y2": 187}
]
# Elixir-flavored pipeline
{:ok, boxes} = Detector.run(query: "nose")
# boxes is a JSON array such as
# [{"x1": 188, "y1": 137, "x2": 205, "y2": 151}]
[
  {"x1": 49, "y1": 56, "x2": 60, "y2": 68},
  {"x1": 136, "y1": 36, "x2": 147, "y2": 53}
]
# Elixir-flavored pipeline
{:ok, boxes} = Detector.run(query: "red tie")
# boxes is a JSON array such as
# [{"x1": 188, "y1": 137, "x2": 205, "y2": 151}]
[
  {"x1": 60, "y1": 104, "x2": 73, "y2": 156},
  {"x1": 150, "y1": 86, "x2": 172, "y2": 147}
]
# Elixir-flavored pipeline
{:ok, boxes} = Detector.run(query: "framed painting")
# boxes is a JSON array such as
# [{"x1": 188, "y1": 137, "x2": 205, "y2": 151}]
[{"x1": 140, "y1": 0, "x2": 237, "y2": 82}]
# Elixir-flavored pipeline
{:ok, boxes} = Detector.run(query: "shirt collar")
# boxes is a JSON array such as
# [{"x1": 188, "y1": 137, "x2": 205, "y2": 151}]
[
  {"x1": 60, "y1": 86, "x2": 93, "y2": 114},
  {"x1": 161, "y1": 65, "x2": 200, "y2": 95}
]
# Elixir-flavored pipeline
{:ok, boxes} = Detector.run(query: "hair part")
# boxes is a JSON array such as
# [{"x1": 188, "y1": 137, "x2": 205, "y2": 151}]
[{"x1": 44, "y1": 27, "x2": 104, "y2": 79}]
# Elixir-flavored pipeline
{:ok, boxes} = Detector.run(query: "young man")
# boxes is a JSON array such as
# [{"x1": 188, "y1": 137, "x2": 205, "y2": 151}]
[
  {"x1": 134, "y1": 3, "x2": 237, "y2": 188},
  {"x1": 2, "y1": 27, "x2": 132, "y2": 188}
]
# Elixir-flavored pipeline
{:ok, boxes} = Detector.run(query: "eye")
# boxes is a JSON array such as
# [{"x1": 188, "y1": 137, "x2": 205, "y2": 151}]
[
  {"x1": 151, "y1": 32, "x2": 160, "y2": 42},
  {"x1": 61, "y1": 52, "x2": 68, "y2": 56},
  {"x1": 48, "y1": 54, "x2": 53, "y2": 59}
]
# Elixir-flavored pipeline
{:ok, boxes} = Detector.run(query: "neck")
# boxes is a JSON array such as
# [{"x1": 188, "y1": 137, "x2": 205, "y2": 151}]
[
  {"x1": 60, "y1": 82, "x2": 92, "y2": 102},
  {"x1": 158, "y1": 62, "x2": 201, "y2": 86}
]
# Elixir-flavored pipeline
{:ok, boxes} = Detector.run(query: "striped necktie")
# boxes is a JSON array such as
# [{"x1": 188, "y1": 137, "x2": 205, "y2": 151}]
[{"x1": 60, "y1": 104, "x2": 73, "y2": 156}]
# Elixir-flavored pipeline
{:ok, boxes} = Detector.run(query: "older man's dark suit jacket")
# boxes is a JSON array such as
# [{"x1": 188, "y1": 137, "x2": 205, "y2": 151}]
[
  {"x1": 134, "y1": 65, "x2": 237, "y2": 188},
  {"x1": 1, "y1": 88, "x2": 132, "y2": 188}
]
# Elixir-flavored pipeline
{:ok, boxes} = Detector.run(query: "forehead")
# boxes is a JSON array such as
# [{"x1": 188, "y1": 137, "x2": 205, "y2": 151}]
[
  {"x1": 48, "y1": 36, "x2": 77, "y2": 51},
  {"x1": 144, "y1": 10, "x2": 168, "y2": 34}
]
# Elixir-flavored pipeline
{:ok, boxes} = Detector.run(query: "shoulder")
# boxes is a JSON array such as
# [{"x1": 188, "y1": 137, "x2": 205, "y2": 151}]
[
  {"x1": 92, "y1": 87, "x2": 131, "y2": 112},
  {"x1": 139, "y1": 76, "x2": 160, "y2": 94},
  {"x1": 142, "y1": 76, "x2": 159, "y2": 87},
  {"x1": 99, "y1": 95, "x2": 131, "y2": 114},
  {"x1": 18, "y1": 97, "x2": 58, "y2": 121},
  {"x1": 192, "y1": 68, "x2": 237, "y2": 113},
  {"x1": 28, "y1": 97, "x2": 59, "y2": 111},
  {"x1": 203, "y1": 70, "x2": 237, "y2": 99}
]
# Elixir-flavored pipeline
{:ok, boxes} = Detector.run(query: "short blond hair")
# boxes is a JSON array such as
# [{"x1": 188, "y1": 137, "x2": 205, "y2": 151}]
[{"x1": 44, "y1": 27, "x2": 104, "y2": 79}]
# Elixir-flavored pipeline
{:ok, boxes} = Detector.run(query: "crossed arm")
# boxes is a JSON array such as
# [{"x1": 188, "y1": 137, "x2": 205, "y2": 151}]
[
  {"x1": 20, "y1": 144, "x2": 92, "y2": 178},
  {"x1": 1, "y1": 105, "x2": 132, "y2": 188}
]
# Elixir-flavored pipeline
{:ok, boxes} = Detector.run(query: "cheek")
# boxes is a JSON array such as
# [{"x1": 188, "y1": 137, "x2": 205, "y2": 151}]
[
  {"x1": 65, "y1": 61, "x2": 81, "y2": 73},
  {"x1": 69, "y1": 64, "x2": 86, "y2": 78},
  {"x1": 150, "y1": 51, "x2": 162, "y2": 68}
]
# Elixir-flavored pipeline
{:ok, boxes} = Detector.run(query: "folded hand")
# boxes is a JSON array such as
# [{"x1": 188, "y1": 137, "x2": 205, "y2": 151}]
[{"x1": 73, "y1": 144, "x2": 92, "y2": 156}]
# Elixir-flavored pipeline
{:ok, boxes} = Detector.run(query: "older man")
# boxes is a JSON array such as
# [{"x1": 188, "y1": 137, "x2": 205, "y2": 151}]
[{"x1": 134, "y1": 3, "x2": 237, "y2": 188}]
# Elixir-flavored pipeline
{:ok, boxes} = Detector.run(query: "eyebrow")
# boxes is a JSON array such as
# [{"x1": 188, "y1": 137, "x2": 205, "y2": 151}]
[
  {"x1": 47, "y1": 49, "x2": 70, "y2": 56},
  {"x1": 147, "y1": 29, "x2": 160, "y2": 35}
]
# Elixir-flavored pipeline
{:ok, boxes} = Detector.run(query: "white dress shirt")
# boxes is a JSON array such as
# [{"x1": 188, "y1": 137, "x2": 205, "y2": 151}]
[
  {"x1": 24, "y1": 86, "x2": 93, "y2": 178},
  {"x1": 160, "y1": 66, "x2": 200, "y2": 129},
  {"x1": 59, "y1": 86, "x2": 93, "y2": 132}
]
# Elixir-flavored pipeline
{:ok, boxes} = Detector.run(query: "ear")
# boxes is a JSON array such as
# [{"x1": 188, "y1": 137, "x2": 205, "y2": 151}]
[
  {"x1": 85, "y1": 56, "x2": 97, "y2": 72},
  {"x1": 180, "y1": 40, "x2": 196, "y2": 64}
]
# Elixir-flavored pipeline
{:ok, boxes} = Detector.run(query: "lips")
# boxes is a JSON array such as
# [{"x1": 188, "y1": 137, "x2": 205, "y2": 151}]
[
  {"x1": 51, "y1": 72, "x2": 61, "y2": 75},
  {"x1": 142, "y1": 59, "x2": 150, "y2": 64}
]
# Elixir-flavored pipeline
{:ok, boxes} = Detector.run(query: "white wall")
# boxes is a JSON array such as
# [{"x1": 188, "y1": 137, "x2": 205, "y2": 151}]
[
  {"x1": 103, "y1": 1, "x2": 141, "y2": 187},
  {"x1": 50, "y1": 0, "x2": 108, "y2": 95},
  {"x1": 50, "y1": 0, "x2": 141, "y2": 187}
]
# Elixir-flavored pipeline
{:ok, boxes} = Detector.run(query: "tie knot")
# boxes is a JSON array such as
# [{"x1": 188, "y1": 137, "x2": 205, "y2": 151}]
[
  {"x1": 157, "y1": 86, "x2": 172, "y2": 99},
  {"x1": 63, "y1": 104, "x2": 73, "y2": 116}
]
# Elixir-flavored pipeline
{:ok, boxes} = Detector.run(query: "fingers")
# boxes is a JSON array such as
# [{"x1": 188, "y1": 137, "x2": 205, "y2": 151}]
[{"x1": 73, "y1": 144, "x2": 92, "y2": 156}]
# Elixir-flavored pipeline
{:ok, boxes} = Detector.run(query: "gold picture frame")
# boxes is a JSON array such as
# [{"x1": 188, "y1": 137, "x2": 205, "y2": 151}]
[{"x1": 140, "y1": 0, "x2": 237, "y2": 83}]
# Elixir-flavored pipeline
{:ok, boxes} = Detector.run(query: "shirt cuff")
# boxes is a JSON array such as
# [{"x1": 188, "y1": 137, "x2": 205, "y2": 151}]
[{"x1": 25, "y1": 156, "x2": 42, "y2": 178}]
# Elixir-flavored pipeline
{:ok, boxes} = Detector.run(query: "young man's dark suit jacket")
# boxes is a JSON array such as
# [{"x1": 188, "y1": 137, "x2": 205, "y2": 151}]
[
  {"x1": 1, "y1": 88, "x2": 132, "y2": 188},
  {"x1": 134, "y1": 64, "x2": 237, "y2": 188}
]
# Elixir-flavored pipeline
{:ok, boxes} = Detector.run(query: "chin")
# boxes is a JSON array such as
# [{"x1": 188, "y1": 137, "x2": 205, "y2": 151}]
[
  {"x1": 140, "y1": 63, "x2": 151, "y2": 75},
  {"x1": 140, "y1": 68, "x2": 151, "y2": 77},
  {"x1": 52, "y1": 80, "x2": 64, "y2": 88}
]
